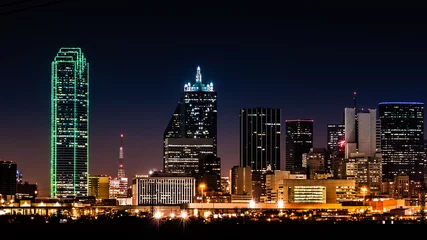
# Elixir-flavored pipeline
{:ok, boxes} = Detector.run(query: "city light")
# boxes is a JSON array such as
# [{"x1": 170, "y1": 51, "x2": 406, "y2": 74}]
[
  {"x1": 181, "y1": 211, "x2": 188, "y2": 219},
  {"x1": 170, "y1": 212, "x2": 175, "y2": 218},
  {"x1": 154, "y1": 211, "x2": 162, "y2": 219},
  {"x1": 249, "y1": 200, "x2": 256, "y2": 209},
  {"x1": 278, "y1": 199, "x2": 284, "y2": 209}
]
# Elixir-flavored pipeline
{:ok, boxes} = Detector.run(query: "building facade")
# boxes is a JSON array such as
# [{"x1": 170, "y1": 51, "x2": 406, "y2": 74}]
[
  {"x1": 240, "y1": 108, "x2": 281, "y2": 171},
  {"x1": 164, "y1": 138, "x2": 214, "y2": 174},
  {"x1": 51, "y1": 47, "x2": 89, "y2": 198},
  {"x1": 281, "y1": 179, "x2": 356, "y2": 204},
  {"x1": 379, "y1": 102, "x2": 425, "y2": 181},
  {"x1": 344, "y1": 108, "x2": 377, "y2": 158},
  {"x1": 88, "y1": 175, "x2": 110, "y2": 200},
  {"x1": 285, "y1": 120, "x2": 314, "y2": 172},
  {"x1": 230, "y1": 166, "x2": 252, "y2": 195},
  {"x1": 132, "y1": 172, "x2": 195, "y2": 205},
  {"x1": 343, "y1": 155, "x2": 382, "y2": 194},
  {"x1": 327, "y1": 124, "x2": 345, "y2": 159}
]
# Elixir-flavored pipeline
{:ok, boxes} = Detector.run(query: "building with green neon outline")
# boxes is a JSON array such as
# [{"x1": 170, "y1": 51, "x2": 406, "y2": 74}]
[{"x1": 51, "y1": 47, "x2": 89, "y2": 198}]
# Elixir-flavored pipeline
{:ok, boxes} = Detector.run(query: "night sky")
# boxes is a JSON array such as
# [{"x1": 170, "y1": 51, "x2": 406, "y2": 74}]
[{"x1": 1, "y1": 2, "x2": 426, "y2": 196}]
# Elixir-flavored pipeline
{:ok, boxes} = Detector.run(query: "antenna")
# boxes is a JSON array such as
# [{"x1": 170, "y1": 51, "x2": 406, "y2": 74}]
[{"x1": 353, "y1": 91, "x2": 357, "y2": 109}]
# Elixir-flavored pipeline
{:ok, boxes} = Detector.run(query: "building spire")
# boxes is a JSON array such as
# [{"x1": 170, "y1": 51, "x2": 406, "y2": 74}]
[
  {"x1": 118, "y1": 134, "x2": 125, "y2": 178},
  {"x1": 353, "y1": 91, "x2": 357, "y2": 109},
  {"x1": 119, "y1": 134, "x2": 124, "y2": 159},
  {"x1": 196, "y1": 66, "x2": 202, "y2": 82}
]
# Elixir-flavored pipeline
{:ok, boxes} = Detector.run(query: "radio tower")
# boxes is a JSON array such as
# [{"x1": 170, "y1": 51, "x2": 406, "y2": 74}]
[{"x1": 118, "y1": 134, "x2": 125, "y2": 178}]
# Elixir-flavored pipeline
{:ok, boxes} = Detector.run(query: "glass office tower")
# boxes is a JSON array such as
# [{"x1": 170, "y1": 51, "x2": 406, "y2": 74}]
[{"x1": 51, "y1": 47, "x2": 89, "y2": 198}]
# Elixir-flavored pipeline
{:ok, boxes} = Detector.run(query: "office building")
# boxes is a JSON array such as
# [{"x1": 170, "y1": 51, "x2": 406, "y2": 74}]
[
  {"x1": 163, "y1": 66, "x2": 219, "y2": 178},
  {"x1": 285, "y1": 119, "x2": 314, "y2": 172},
  {"x1": 51, "y1": 47, "x2": 89, "y2": 198},
  {"x1": 281, "y1": 179, "x2": 356, "y2": 204},
  {"x1": 132, "y1": 172, "x2": 195, "y2": 205},
  {"x1": 230, "y1": 166, "x2": 252, "y2": 195},
  {"x1": 240, "y1": 108, "x2": 281, "y2": 171},
  {"x1": 327, "y1": 123, "x2": 345, "y2": 159},
  {"x1": 379, "y1": 102, "x2": 425, "y2": 181},
  {"x1": 344, "y1": 108, "x2": 377, "y2": 158},
  {"x1": 88, "y1": 175, "x2": 110, "y2": 200},
  {"x1": 164, "y1": 138, "x2": 214, "y2": 174},
  {"x1": 342, "y1": 155, "x2": 382, "y2": 194}
]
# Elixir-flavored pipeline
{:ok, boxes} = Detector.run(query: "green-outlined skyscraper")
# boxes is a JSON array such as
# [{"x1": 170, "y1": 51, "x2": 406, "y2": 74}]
[{"x1": 51, "y1": 47, "x2": 89, "y2": 198}]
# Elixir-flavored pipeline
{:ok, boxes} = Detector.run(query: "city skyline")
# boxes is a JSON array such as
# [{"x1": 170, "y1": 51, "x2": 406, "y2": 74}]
[{"x1": 2, "y1": 3, "x2": 427, "y2": 196}]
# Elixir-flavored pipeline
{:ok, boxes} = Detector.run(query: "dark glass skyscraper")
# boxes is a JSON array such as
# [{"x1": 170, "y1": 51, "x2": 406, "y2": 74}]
[
  {"x1": 163, "y1": 66, "x2": 218, "y2": 170},
  {"x1": 327, "y1": 124, "x2": 345, "y2": 158},
  {"x1": 240, "y1": 108, "x2": 281, "y2": 171},
  {"x1": 285, "y1": 120, "x2": 313, "y2": 172},
  {"x1": 51, "y1": 47, "x2": 89, "y2": 198},
  {"x1": 379, "y1": 102, "x2": 425, "y2": 181},
  {"x1": 0, "y1": 161, "x2": 17, "y2": 198}
]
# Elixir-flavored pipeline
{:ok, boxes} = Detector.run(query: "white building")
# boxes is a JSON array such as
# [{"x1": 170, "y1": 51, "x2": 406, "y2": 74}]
[
  {"x1": 132, "y1": 172, "x2": 195, "y2": 205},
  {"x1": 344, "y1": 108, "x2": 377, "y2": 158}
]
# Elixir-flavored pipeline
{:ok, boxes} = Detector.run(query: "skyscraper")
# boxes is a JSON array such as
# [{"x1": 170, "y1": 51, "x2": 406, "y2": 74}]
[
  {"x1": 327, "y1": 124, "x2": 345, "y2": 158},
  {"x1": 240, "y1": 108, "x2": 281, "y2": 171},
  {"x1": 379, "y1": 102, "x2": 425, "y2": 181},
  {"x1": 0, "y1": 161, "x2": 17, "y2": 199},
  {"x1": 182, "y1": 66, "x2": 217, "y2": 152},
  {"x1": 163, "y1": 66, "x2": 218, "y2": 171},
  {"x1": 285, "y1": 120, "x2": 313, "y2": 172},
  {"x1": 344, "y1": 108, "x2": 377, "y2": 158},
  {"x1": 51, "y1": 47, "x2": 89, "y2": 198}
]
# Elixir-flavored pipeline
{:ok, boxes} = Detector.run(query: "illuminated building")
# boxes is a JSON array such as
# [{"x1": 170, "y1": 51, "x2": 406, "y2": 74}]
[
  {"x1": 51, "y1": 47, "x2": 89, "y2": 198},
  {"x1": 281, "y1": 179, "x2": 356, "y2": 203},
  {"x1": 285, "y1": 120, "x2": 314, "y2": 172},
  {"x1": 240, "y1": 108, "x2": 281, "y2": 171},
  {"x1": 302, "y1": 148, "x2": 328, "y2": 179},
  {"x1": 88, "y1": 175, "x2": 110, "y2": 200},
  {"x1": 327, "y1": 124, "x2": 345, "y2": 160},
  {"x1": 164, "y1": 138, "x2": 214, "y2": 174},
  {"x1": 163, "y1": 66, "x2": 219, "y2": 185},
  {"x1": 379, "y1": 102, "x2": 425, "y2": 181},
  {"x1": 342, "y1": 155, "x2": 382, "y2": 194},
  {"x1": 0, "y1": 161, "x2": 17, "y2": 199},
  {"x1": 132, "y1": 172, "x2": 195, "y2": 205},
  {"x1": 265, "y1": 170, "x2": 306, "y2": 203}
]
